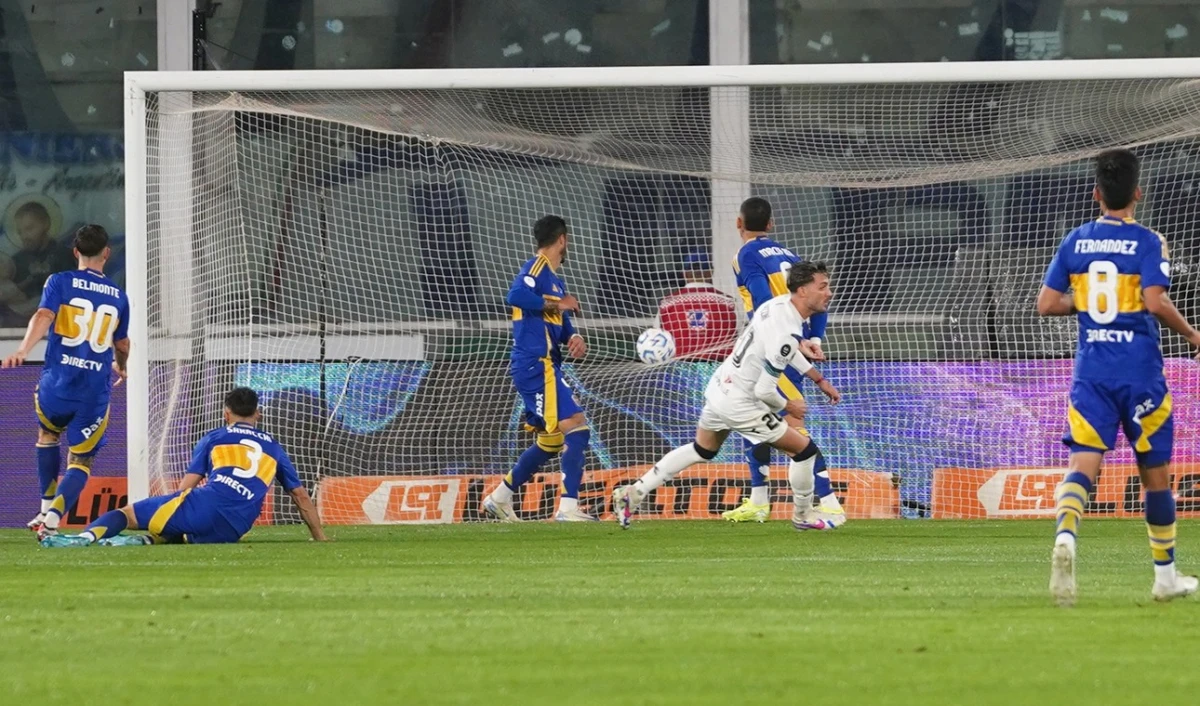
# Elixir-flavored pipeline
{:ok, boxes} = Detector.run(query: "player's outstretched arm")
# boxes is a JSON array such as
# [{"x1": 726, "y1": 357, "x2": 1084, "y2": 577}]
[
  {"x1": 2, "y1": 308, "x2": 54, "y2": 368},
  {"x1": 1036, "y1": 285, "x2": 1075, "y2": 317},
  {"x1": 288, "y1": 486, "x2": 328, "y2": 541},
  {"x1": 1144, "y1": 286, "x2": 1200, "y2": 353}
]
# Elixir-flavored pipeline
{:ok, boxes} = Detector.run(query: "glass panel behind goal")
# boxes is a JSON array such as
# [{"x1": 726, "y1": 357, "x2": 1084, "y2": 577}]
[{"x1": 142, "y1": 80, "x2": 1200, "y2": 524}]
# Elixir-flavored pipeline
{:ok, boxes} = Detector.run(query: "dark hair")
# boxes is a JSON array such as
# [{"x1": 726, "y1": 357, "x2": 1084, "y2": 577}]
[
  {"x1": 787, "y1": 260, "x2": 829, "y2": 292},
  {"x1": 73, "y1": 224, "x2": 109, "y2": 258},
  {"x1": 740, "y1": 197, "x2": 772, "y2": 232},
  {"x1": 15, "y1": 201, "x2": 50, "y2": 222},
  {"x1": 534, "y1": 215, "x2": 568, "y2": 249},
  {"x1": 224, "y1": 387, "x2": 259, "y2": 418},
  {"x1": 1095, "y1": 149, "x2": 1139, "y2": 210}
]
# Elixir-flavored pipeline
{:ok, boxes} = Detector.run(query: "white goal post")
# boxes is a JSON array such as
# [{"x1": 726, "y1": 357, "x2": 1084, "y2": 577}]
[{"x1": 125, "y1": 58, "x2": 1200, "y2": 522}]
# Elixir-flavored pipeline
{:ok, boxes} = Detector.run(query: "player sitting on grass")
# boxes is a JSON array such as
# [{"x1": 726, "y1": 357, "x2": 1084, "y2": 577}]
[
  {"x1": 613, "y1": 260, "x2": 841, "y2": 529},
  {"x1": 1038, "y1": 148, "x2": 1199, "y2": 604},
  {"x1": 42, "y1": 387, "x2": 327, "y2": 546}
]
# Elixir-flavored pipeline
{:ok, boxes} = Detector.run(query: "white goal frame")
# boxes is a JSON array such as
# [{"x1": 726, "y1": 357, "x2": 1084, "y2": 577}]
[{"x1": 123, "y1": 57, "x2": 1200, "y2": 502}]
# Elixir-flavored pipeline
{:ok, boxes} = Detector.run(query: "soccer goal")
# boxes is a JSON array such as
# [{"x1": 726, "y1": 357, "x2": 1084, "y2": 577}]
[{"x1": 125, "y1": 59, "x2": 1200, "y2": 525}]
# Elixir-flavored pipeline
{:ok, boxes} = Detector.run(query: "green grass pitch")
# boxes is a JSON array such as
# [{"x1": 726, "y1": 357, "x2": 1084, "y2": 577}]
[{"x1": 2, "y1": 520, "x2": 1199, "y2": 705}]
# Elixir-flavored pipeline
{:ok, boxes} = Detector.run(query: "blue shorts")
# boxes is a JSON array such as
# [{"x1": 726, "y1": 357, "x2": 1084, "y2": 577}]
[
  {"x1": 1065, "y1": 376, "x2": 1174, "y2": 466},
  {"x1": 35, "y1": 386, "x2": 110, "y2": 457},
  {"x1": 132, "y1": 488, "x2": 244, "y2": 544},
  {"x1": 511, "y1": 358, "x2": 582, "y2": 433}
]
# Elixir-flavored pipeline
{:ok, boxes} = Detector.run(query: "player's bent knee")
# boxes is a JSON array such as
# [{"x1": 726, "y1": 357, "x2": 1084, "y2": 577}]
[
  {"x1": 536, "y1": 430, "x2": 566, "y2": 453},
  {"x1": 793, "y1": 440, "x2": 819, "y2": 463},
  {"x1": 37, "y1": 429, "x2": 59, "y2": 445},
  {"x1": 693, "y1": 442, "x2": 718, "y2": 460},
  {"x1": 120, "y1": 504, "x2": 140, "y2": 527}
]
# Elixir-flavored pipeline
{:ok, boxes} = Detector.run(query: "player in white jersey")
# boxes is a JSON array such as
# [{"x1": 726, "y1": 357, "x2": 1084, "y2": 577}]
[{"x1": 613, "y1": 261, "x2": 841, "y2": 529}]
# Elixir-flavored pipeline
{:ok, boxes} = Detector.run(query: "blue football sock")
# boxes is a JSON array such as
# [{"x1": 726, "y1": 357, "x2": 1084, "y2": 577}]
[
  {"x1": 1054, "y1": 471, "x2": 1094, "y2": 544},
  {"x1": 813, "y1": 449, "x2": 834, "y2": 501},
  {"x1": 746, "y1": 442, "x2": 770, "y2": 488},
  {"x1": 504, "y1": 444, "x2": 555, "y2": 492},
  {"x1": 37, "y1": 443, "x2": 61, "y2": 510},
  {"x1": 1145, "y1": 489, "x2": 1177, "y2": 567},
  {"x1": 559, "y1": 427, "x2": 590, "y2": 499},
  {"x1": 84, "y1": 509, "x2": 128, "y2": 542},
  {"x1": 46, "y1": 463, "x2": 90, "y2": 527}
]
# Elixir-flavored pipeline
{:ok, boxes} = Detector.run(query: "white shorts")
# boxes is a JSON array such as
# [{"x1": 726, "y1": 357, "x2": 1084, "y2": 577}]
[{"x1": 698, "y1": 383, "x2": 788, "y2": 445}]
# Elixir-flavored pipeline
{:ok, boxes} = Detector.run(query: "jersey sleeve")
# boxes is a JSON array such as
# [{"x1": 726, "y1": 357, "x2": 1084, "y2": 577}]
[
  {"x1": 1140, "y1": 231, "x2": 1172, "y2": 291},
  {"x1": 185, "y1": 434, "x2": 212, "y2": 477},
  {"x1": 37, "y1": 274, "x2": 62, "y2": 312},
  {"x1": 736, "y1": 250, "x2": 773, "y2": 318},
  {"x1": 807, "y1": 311, "x2": 828, "y2": 341},
  {"x1": 1042, "y1": 238, "x2": 1072, "y2": 293},
  {"x1": 505, "y1": 266, "x2": 545, "y2": 311},
  {"x1": 560, "y1": 311, "x2": 578, "y2": 342},
  {"x1": 113, "y1": 295, "x2": 131, "y2": 342},
  {"x1": 762, "y1": 326, "x2": 800, "y2": 375},
  {"x1": 274, "y1": 445, "x2": 304, "y2": 492}
]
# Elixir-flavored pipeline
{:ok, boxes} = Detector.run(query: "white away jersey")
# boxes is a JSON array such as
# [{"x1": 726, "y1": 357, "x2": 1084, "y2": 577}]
[{"x1": 710, "y1": 295, "x2": 812, "y2": 405}]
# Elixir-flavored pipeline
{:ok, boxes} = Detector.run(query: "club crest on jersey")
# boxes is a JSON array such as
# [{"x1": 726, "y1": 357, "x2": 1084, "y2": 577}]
[{"x1": 687, "y1": 310, "x2": 707, "y2": 329}]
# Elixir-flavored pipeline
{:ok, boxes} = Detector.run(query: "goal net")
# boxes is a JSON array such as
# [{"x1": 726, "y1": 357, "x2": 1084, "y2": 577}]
[{"x1": 131, "y1": 62, "x2": 1200, "y2": 525}]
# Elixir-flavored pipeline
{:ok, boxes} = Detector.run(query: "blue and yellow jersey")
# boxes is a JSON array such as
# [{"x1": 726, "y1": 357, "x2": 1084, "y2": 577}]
[
  {"x1": 506, "y1": 253, "x2": 577, "y2": 366},
  {"x1": 38, "y1": 269, "x2": 130, "y2": 403},
  {"x1": 733, "y1": 236, "x2": 826, "y2": 338},
  {"x1": 1043, "y1": 216, "x2": 1172, "y2": 381},
  {"x1": 186, "y1": 423, "x2": 303, "y2": 534}
]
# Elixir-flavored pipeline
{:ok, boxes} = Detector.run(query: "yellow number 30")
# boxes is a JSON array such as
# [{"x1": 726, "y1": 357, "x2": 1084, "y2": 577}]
[{"x1": 60, "y1": 297, "x2": 120, "y2": 353}]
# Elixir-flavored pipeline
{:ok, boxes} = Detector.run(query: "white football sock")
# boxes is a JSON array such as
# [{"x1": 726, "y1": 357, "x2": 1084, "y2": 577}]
[
  {"x1": 789, "y1": 455, "x2": 816, "y2": 514},
  {"x1": 40, "y1": 499, "x2": 52, "y2": 514},
  {"x1": 1055, "y1": 532, "x2": 1076, "y2": 552},
  {"x1": 633, "y1": 444, "x2": 705, "y2": 495},
  {"x1": 749, "y1": 485, "x2": 769, "y2": 506},
  {"x1": 818, "y1": 472, "x2": 841, "y2": 510},
  {"x1": 558, "y1": 496, "x2": 579, "y2": 513},
  {"x1": 492, "y1": 482, "x2": 514, "y2": 504},
  {"x1": 43, "y1": 510, "x2": 62, "y2": 530},
  {"x1": 1155, "y1": 562, "x2": 1176, "y2": 584}
]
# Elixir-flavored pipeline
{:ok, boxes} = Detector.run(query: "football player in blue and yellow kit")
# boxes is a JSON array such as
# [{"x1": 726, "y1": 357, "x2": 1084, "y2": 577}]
[
  {"x1": 721, "y1": 197, "x2": 844, "y2": 527},
  {"x1": 1039, "y1": 148, "x2": 1200, "y2": 604},
  {"x1": 481, "y1": 215, "x2": 596, "y2": 522},
  {"x1": 2, "y1": 225, "x2": 130, "y2": 539},
  {"x1": 42, "y1": 387, "x2": 326, "y2": 546}
]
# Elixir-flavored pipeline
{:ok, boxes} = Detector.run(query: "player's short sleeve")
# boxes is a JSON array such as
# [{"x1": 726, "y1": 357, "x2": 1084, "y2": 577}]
[
  {"x1": 1139, "y1": 230, "x2": 1171, "y2": 291},
  {"x1": 761, "y1": 325, "x2": 797, "y2": 373},
  {"x1": 186, "y1": 433, "x2": 213, "y2": 477},
  {"x1": 37, "y1": 274, "x2": 62, "y2": 312},
  {"x1": 113, "y1": 295, "x2": 131, "y2": 342},
  {"x1": 1042, "y1": 238, "x2": 1072, "y2": 293},
  {"x1": 735, "y1": 246, "x2": 759, "y2": 279},
  {"x1": 274, "y1": 445, "x2": 303, "y2": 492}
]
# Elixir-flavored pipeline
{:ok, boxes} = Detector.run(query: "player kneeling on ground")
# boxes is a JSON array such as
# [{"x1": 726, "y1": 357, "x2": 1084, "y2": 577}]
[
  {"x1": 42, "y1": 387, "x2": 327, "y2": 547},
  {"x1": 613, "y1": 261, "x2": 841, "y2": 529}
]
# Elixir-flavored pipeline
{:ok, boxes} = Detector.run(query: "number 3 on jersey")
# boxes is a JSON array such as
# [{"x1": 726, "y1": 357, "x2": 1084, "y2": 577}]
[
  {"x1": 1085, "y1": 260, "x2": 1119, "y2": 325},
  {"x1": 58, "y1": 297, "x2": 120, "y2": 353}
]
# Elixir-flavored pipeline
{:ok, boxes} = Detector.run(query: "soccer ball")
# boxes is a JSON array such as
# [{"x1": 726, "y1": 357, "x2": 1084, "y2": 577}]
[{"x1": 636, "y1": 328, "x2": 676, "y2": 365}]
